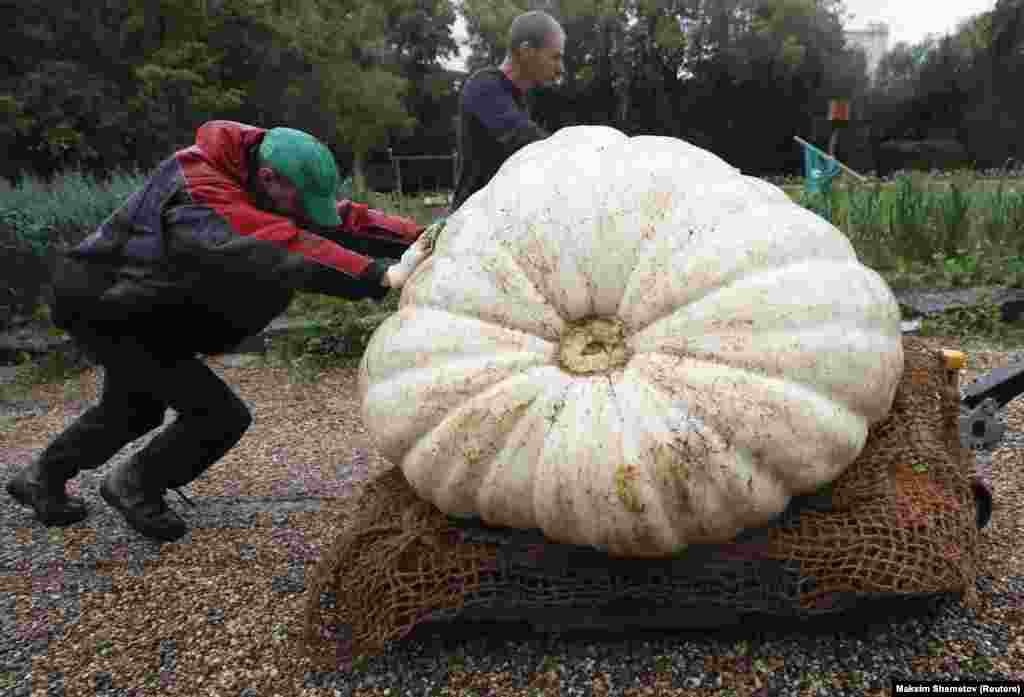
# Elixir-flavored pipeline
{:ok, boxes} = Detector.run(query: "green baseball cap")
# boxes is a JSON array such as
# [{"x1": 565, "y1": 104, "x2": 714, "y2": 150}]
[{"x1": 258, "y1": 127, "x2": 341, "y2": 227}]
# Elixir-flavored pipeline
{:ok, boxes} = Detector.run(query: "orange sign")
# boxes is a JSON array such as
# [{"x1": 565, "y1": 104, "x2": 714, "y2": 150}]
[{"x1": 829, "y1": 100, "x2": 851, "y2": 121}]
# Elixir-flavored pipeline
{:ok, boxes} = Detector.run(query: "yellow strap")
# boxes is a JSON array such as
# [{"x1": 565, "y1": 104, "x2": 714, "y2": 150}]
[{"x1": 941, "y1": 349, "x2": 967, "y2": 371}]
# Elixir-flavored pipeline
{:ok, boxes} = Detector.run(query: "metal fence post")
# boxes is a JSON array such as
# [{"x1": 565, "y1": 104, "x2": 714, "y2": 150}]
[{"x1": 389, "y1": 147, "x2": 402, "y2": 197}]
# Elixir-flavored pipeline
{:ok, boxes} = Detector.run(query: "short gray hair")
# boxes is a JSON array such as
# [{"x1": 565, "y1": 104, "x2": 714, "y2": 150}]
[{"x1": 508, "y1": 10, "x2": 564, "y2": 52}]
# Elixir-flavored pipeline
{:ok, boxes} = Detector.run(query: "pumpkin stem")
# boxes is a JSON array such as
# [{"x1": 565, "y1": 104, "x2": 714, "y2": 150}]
[{"x1": 558, "y1": 317, "x2": 632, "y2": 375}]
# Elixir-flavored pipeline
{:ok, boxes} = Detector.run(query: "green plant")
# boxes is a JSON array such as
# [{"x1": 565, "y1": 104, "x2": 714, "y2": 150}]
[
  {"x1": 967, "y1": 654, "x2": 994, "y2": 673},
  {"x1": 799, "y1": 672, "x2": 827, "y2": 692},
  {"x1": 61, "y1": 375, "x2": 85, "y2": 402},
  {"x1": 798, "y1": 188, "x2": 840, "y2": 225},
  {"x1": 272, "y1": 290, "x2": 400, "y2": 376},
  {"x1": 654, "y1": 654, "x2": 674, "y2": 672},
  {"x1": 270, "y1": 622, "x2": 289, "y2": 642},
  {"x1": 849, "y1": 670, "x2": 868, "y2": 688},
  {"x1": 978, "y1": 183, "x2": 1024, "y2": 255},
  {"x1": 350, "y1": 654, "x2": 370, "y2": 673},
  {"x1": 0, "y1": 671, "x2": 16, "y2": 691},
  {"x1": 938, "y1": 250, "x2": 981, "y2": 287},
  {"x1": 446, "y1": 649, "x2": 467, "y2": 671},
  {"x1": 0, "y1": 352, "x2": 38, "y2": 402},
  {"x1": 889, "y1": 174, "x2": 934, "y2": 265},
  {"x1": 919, "y1": 291, "x2": 1008, "y2": 341},
  {"x1": 266, "y1": 337, "x2": 323, "y2": 384},
  {"x1": 936, "y1": 177, "x2": 973, "y2": 258},
  {"x1": 538, "y1": 654, "x2": 560, "y2": 673},
  {"x1": 1005, "y1": 255, "x2": 1024, "y2": 287},
  {"x1": 0, "y1": 166, "x2": 145, "y2": 318},
  {"x1": 845, "y1": 183, "x2": 890, "y2": 269},
  {"x1": 17, "y1": 349, "x2": 91, "y2": 387},
  {"x1": 0, "y1": 378, "x2": 31, "y2": 404}
]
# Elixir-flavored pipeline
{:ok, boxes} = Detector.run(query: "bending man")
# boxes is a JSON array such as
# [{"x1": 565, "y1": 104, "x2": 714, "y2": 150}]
[{"x1": 6, "y1": 121, "x2": 430, "y2": 542}]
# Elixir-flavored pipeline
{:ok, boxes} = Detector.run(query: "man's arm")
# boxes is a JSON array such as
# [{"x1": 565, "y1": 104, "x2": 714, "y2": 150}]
[
  {"x1": 326, "y1": 200, "x2": 424, "y2": 260},
  {"x1": 164, "y1": 198, "x2": 393, "y2": 300}
]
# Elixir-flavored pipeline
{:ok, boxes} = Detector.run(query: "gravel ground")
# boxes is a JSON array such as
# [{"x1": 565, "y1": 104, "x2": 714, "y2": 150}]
[{"x1": 1, "y1": 338, "x2": 1023, "y2": 697}]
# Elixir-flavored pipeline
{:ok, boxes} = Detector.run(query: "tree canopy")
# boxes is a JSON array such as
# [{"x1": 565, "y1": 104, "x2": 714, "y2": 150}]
[{"x1": 1, "y1": 0, "x2": 1019, "y2": 185}]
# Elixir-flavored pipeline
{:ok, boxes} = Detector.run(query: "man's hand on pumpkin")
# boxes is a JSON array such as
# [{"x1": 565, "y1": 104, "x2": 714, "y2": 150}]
[
  {"x1": 419, "y1": 218, "x2": 446, "y2": 254},
  {"x1": 383, "y1": 235, "x2": 431, "y2": 288}
]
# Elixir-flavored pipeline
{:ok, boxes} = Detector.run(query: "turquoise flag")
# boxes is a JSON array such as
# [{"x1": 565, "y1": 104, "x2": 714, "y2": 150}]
[{"x1": 802, "y1": 140, "x2": 841, "y2": 194}]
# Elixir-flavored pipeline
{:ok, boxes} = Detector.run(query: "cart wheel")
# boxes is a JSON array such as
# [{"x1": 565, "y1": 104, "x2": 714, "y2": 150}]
[{"x1": 972, "y1": 480, "x2": 992, "y2": 529}]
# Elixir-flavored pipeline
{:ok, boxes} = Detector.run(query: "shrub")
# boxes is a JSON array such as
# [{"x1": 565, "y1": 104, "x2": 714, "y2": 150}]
[{"x1": 0, "y1": 167, "x2": 145, "y2": 326}]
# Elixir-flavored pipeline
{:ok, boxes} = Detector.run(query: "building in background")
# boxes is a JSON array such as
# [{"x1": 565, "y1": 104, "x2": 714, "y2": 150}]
[{"x1": 844, "y1": 21, "x2": 891, "y2": 84}]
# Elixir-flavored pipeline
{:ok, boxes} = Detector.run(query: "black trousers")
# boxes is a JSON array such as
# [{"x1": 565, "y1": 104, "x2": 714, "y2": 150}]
[{"x1": 35, "y1": 325, "x2": 252, "y2": 493}]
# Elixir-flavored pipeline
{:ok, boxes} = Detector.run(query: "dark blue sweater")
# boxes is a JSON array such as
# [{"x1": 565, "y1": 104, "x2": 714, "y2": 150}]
[{"x1": 451, "y1": 68, "x2": 549, "y2": 212}]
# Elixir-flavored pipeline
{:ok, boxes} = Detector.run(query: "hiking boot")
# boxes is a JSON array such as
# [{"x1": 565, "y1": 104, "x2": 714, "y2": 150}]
[
  {"x1": 100, "y1": 476, "x2": 188, "y2": 542},
  {"x1": 6, "y1": 465, "x2": 88, "y2": 526}
]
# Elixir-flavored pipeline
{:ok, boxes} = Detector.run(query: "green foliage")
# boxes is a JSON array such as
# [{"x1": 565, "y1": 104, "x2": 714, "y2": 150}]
[
  {"x1": 977, "y1": 182, "x2": 1024, "y2": 255},
  {"x1": 0, "y1": 167, "x2": 145, "y2": 255},
  {"x1": 935, "y1": 175, "x2": 974, "y2": 258},
  {"x1": 461, "y1": 0, "x2": 525, "y2": 68},
  {"x1": 797, "y1": 188, "x2": 839, "y2": 225},
  {"x1": 14, "y1": 349, "x2": 92, "y2": 388},
  {"x1": 791, "y1": 174, "x2": 1024, "y2": 291},
  {"x1": 917, "y1": 289, "x2": 1024, "y2": 345},
  {"x1": 6, "y1": 170, "x2": 1024, "y2": 384},
  {"x1": 0, "y1": 95, "x2": 35, "y2": 139},
  {"x1": 268, "y1": 291, "x2": 401, "y2": 376},
  {"x1": 0, "y1": 0, "x2": 1016, "y2": 182},
  {"x1": 0, "y1": 342, "x2": 91, "y2": 401},
  {"x1": 0, "y1": 166, "x2": 146, "y2": 316},
  {"x1": 2, "y1": 0, "x2": 448, "y2": 182},
  {"x1": 844, "y1": 183, "x2": 891, "y2": 270},
  {"x1": 325, "y1": 63, "x2": 416, "y2": 184},
  {"x1": 887, "y1": 174, "x2": 933, "y2": 265},
  {"x1": 965, "y1": 654, "x2": 995, "y2": 674},
  {"x1": 132, "y1": 41, "x2": 247, "y2": 120}
]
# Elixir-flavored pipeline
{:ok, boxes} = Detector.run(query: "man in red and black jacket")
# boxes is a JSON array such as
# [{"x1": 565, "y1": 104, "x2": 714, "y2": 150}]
[{"x1": 5, "y1": 121, "x2": 431, "y2": 542}]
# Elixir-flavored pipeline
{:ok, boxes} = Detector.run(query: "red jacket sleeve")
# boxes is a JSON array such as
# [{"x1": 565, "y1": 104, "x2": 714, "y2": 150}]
[
  {"x1": 178, "y1": 143, "x2": 377, "y2": 278},
  {"x1": 338, "y1": 200, "x2": 424, "y2": 245}
]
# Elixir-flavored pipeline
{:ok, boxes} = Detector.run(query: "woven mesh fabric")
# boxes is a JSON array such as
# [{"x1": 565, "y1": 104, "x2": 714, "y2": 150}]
[{"x1": 302, "y1": 336, "x2": 978, "y2": 662}]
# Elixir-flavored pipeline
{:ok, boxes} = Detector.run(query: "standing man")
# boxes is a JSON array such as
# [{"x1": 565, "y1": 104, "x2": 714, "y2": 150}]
[
  {"x1": 450, "y1": 10, "x2": 565, "y2": 212},
  {"x1": 5, "y1": 121, "x2": 431, "y2": 542}
]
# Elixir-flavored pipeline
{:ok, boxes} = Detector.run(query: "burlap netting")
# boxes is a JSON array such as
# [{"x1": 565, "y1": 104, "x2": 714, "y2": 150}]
[{"x1": 302, "y1": 336, "x2": 979, "y2": 662}]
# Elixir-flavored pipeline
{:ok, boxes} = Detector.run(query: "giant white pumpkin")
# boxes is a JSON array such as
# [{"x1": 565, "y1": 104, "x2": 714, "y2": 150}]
[{"x1": 359, "y1": 125, "x2": 904, "y2": 558}]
